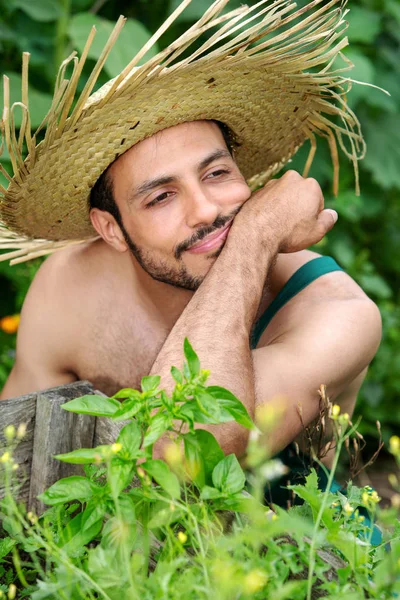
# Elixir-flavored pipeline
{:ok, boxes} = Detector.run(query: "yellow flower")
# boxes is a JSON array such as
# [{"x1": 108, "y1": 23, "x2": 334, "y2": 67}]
[
  {"x1": 12, "y1": 464, "x2": 19, "y2": 471},
  {"x1": 344, "y1": 502, "x2": 354, "y2": 515},
  {"x1": 111, "y1": 443, "x2": 122, "y2": 454},
  {"x1": 391, "y1": 494, "x2": 400, "y2": 509},
  {"x1": 27, "y1": 511, "x2": 38, "y2": 524},
  {"x1": 4, "y1": 425, "x2": 15, "y2": 441},
  {"x1": 331, "y1": 404, "x2": 340, "y2": 419},
  {"x1": 370, "y1": 490, "x2": 381, "y2": 503},
  {"x1": 0, "y1": 452, "x2": 10, "y2": 464},
  {"x1": 389, "y1": 436, "x2": 400, "y2": 455},
  {"x1": 164, "y1": 442, "x2": 183, "y2": 467},
  {"x1": 7, "y1": 584, "x2": 16, "y2": 600},
  {"x1": 17, "y1": 423, "x2": 27, "y2": 439},
  {"x1": 244, "y1": 569, "x2": 268, "y2": 594},
  {"x1": 0, "y1": 315, "x2": 20, "y2": 335},
  {"x1": 177, "y1": 531, "x2": 187, "y2": 544}
]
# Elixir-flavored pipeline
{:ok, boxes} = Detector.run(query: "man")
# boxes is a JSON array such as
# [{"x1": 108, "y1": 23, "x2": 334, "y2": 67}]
[{"x1": 0, "y1": 1, "x2": 381, "y2": 469}]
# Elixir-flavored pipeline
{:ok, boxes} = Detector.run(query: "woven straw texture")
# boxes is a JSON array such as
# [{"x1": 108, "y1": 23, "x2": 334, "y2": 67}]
[{"x1": 0, "y1": 0, "x2": 365, "y2": 264}]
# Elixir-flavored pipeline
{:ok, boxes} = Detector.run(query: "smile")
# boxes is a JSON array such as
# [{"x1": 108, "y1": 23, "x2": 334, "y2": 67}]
[{"x1": 186, "y1": 222, "x2": 232, "y2": 254}]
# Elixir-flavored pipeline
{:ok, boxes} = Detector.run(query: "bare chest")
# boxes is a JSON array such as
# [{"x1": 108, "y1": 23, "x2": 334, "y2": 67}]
[{"x1": 75, "y1": 300, "x2": 171, "y2": 397}]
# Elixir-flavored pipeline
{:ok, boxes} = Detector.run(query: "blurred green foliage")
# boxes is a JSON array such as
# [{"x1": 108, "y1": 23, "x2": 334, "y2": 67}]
[{"x1": 0, "y1": 0, "x2": 399, "y2": 442}]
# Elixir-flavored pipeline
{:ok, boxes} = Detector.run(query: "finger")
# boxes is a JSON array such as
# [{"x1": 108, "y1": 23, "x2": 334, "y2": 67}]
[{"x1": 316, "y1": 209, "x2": 338, "y2": 236}]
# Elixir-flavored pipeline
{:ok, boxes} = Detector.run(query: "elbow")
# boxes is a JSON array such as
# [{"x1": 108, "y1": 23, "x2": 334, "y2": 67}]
[
  {"x1": 216, "y1": 423, "x2": 250, "y2": 458},
  {"x1": 360, "y1": 298, "x2": 382, "y2": 363}
]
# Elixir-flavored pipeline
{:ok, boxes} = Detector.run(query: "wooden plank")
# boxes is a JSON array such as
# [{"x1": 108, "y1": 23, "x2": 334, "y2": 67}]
[
  {"x1": 94, "y1": 417, "x2": 125, "y2": 446},
  {"x1": 0, "y1": 392, "x2": 37, "y2": 503},
  {"x1": 28, "y1": 381, "x2": 96, "y2": 513}
]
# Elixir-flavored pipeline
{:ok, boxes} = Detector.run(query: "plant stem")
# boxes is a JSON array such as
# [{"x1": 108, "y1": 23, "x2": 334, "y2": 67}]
[
  {"x1": 306, "y1": 437, "x2": 344, "y2": 600},
  {"x1": 54, "y1": 0, "x2": 71, "y2": 77}
]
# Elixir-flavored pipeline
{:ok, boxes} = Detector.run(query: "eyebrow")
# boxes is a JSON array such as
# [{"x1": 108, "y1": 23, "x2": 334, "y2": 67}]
[{"x1": 128, "y1": 148, "x2": 232, "y2": 205}]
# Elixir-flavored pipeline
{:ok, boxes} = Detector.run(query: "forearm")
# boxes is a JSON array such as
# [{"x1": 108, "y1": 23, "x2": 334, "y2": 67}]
[{"x1": 150, "y1": 231, "x2": 278, "y2": 456}]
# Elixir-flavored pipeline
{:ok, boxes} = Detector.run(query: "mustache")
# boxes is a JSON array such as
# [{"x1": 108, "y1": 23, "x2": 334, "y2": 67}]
[{"x1": 174, "y1": 206, "x2": 241, "y2": 260}]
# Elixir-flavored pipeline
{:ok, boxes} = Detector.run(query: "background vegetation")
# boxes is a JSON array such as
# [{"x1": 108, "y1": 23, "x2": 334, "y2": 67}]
[{"x1": 0, "y1": 0, "x2": 399, "y2": 446}]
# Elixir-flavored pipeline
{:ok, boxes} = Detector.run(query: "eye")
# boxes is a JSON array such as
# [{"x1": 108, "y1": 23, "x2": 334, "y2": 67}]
[
  {"x1": 206, "y1": 168, "x2": 230, "y2": 179},
  {"x1": 145, "y1": 191, "x2": 174, "y2": 209}
]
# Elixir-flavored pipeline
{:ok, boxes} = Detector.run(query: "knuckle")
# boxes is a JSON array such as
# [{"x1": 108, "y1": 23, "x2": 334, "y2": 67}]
[
  {"x1": 284, "y1": 169, "x2": 300, "y2": 179},
  {"x1": 305, "y1": 177, "x2": 322, "y2": 193}
]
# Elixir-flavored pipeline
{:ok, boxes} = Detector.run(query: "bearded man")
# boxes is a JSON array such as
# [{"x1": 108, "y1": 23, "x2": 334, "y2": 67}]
[{"x1": 0, "y1": 0, "x2": 381, "y2": 477}]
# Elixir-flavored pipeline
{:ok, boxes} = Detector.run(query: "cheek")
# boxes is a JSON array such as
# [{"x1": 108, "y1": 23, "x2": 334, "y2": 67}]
[{"x1": 129, "y1": 210, "x2": 181, "y2": 253}]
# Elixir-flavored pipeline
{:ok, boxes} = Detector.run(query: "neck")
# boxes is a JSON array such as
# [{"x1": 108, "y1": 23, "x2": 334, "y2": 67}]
[{"x1": 128, "y1": 253, "x2": 193, "y2": 329}]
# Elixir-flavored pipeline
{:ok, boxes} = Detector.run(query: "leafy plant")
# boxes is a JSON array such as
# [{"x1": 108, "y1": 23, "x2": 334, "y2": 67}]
[{"x1": 0, "y1": 340, "x2": 399, "y2": 599}]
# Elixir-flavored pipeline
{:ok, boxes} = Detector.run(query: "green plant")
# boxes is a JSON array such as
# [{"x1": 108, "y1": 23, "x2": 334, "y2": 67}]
[{"x1": 1, "y1": 340, "x2": 399, "y2": 599}]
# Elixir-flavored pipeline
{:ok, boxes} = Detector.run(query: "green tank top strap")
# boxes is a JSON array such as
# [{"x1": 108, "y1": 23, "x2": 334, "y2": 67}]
[{"x1": 251, "y1": 256, "x2": 344, "y2": 349}]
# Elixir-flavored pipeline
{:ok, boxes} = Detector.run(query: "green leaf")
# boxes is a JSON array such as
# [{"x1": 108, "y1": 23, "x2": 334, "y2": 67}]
[
  {"x1": 143, "y1": 412, "x2": 169, "y2": 447},
  {"x1": 343, "y1": 49, "x2": 375, "y2": 106},
  {"x1": 68, "y1": 14, "x2": 158, "y2": 78},
  {"x1": 81, "y1": 499, "x2": 107, "y2": 532},
  {"x1": 61, "y1": 395, "x2": 120, "y2": 417},
  {"x1": 200, "y1": 486, "x2": 224, "y2": 500},
  {"x1": 183, "y1": 338, "x2": 200, "y2": 377},
  {"x1": 183, "y1": 433, "x2": 206, "y2": 488},
  {"x1": 171, "y1": 366, "x2": 183, "y2": 384},
  {"x1": 59, "y1": 512, "x2": 102, "y2": 553},
  {"x1": 113, "y1": 397, "x2": 142, "y2": 421},
  {"x1": 54, "y1": 446, "x2": 110, "y2": 464},
  {"x1": 112, "y1": 388, "x2": 141, "y2": 400},
  {"x1": 116, "y1": 421, "x2": 142, "y2": 459},
  {"x1": 347, "y1": 6, "x2": 381, "y2": 44},
  {"x1": 386, "y1": 0, "x2": 400, "y2": 24},
  {"x1": 38, "y1": 476, "x2": 98, "y2": 505},
  {"x1": 141, "y1": 375, "x2": 161, "y2": 393},
  {"x1": 0, "y1": 73, "x2": 52, "y2": 128},
  {"x1": 208, "y1": 386, "x2": 254, "y2": 429},
  {"x1": 0, "y1": 537, "x2": 16, "y2": 559},
  {"x1": 108, "y1": 462, "x2": 134, "y2": 497},
  {"x1": 196, "y1": 390, "x2": 221, "y2": 421},
  {"x1": 358, "y1": 273, "x2": 392, "y2": 300},
  {"x1": 190, "y1": 430, "x2": 224, "y2": 484},
  {"x1": 148, "y1": 506, "x2": 182, "y2": 529},
  {"x1": 141, "y1": 459, "x2": 180, "y2": 498},
  {"x1": 287, "y1": 469, "x2": 338, "y2": 532},
  {"x1": 363, "y1": 113, "x2": 400, "y2": 190},
  {"x1": 13, "y1": 0, "x2": 63, "y2": 22},
  {"x1": 212, "y1": 454, "x2": 246, "y2": 495}
]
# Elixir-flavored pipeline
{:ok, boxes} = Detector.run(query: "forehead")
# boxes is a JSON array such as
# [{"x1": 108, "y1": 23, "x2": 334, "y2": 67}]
[{"x1": 109, "y1": 120, "x2": 227, "y2": 184}]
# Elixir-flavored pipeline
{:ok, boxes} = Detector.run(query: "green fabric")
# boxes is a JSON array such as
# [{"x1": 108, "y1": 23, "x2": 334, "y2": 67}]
[
  {"x1": 250, "y1": 256, "x2": 383, "y2": 547},
  {"x1": 250, "y1": 256, "x2": 343, "y2": 349}
]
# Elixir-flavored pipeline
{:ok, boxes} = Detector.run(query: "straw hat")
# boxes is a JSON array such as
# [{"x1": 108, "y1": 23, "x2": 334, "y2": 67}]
[{"x1": 0, "y1": 0, "x2": 366, "y2": 264}]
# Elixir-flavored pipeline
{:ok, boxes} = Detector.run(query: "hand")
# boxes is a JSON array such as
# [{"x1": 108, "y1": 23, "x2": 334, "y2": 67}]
[{"x1": 231, "y1": 171, "x2": 338, "y2": 254}]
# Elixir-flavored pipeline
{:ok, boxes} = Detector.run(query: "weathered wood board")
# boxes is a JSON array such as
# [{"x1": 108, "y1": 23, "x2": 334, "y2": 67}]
[{"x1": 0, "y1": 380, "x2": 107, "y2": 510}]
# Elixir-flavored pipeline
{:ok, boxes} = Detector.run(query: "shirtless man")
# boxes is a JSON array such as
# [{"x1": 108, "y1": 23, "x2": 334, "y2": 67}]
[{"x1": 0, "y1": 120, "x2": 382, "y2": 465}]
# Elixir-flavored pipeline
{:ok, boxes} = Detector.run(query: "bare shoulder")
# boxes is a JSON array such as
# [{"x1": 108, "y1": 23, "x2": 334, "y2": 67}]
[
  {"x1": 260, "y1": 249, "x2": 381, "y2": 346},
  {"x1": 270, "y1": 249, "x2": 369, "y2": 301},
  {"x1": 0, "y1": 240, "x2": 110, "y2": 399}
]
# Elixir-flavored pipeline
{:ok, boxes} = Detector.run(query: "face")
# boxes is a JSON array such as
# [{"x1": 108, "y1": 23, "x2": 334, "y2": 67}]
[{"x1": 107, "y1": 121, "x2": 251, "y2": 291}]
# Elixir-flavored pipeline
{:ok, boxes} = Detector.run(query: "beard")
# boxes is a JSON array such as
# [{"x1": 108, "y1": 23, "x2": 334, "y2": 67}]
[{"x1": 118, "y1": 210, "x2": 238, "y2": 291}]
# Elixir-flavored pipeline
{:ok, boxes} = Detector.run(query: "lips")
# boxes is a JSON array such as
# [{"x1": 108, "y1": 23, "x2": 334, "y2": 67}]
[{"x1": 187, "y1": 222, "x2": 232, "y2": 254}]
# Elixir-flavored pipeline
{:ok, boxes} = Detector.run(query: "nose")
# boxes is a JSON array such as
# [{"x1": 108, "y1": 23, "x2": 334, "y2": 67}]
[{"x1": 185, "y1": 185, "x2": 220, "y2": 229}]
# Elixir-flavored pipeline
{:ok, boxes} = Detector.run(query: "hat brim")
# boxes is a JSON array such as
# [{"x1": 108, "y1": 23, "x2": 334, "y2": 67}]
[{"x1": 0, "y1": 0, "x2": 365, "y2": 260}]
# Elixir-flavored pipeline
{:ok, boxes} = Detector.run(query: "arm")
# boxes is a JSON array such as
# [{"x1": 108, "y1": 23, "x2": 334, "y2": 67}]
[
  {"x1": 252, "y1": 288, "x2": 382, "y2": 456},
  {"x1": 151, "y1": 171, "x2": 338, "y2": 456}
]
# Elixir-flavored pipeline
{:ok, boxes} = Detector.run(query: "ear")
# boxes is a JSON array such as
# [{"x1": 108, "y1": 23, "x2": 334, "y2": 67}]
[{"x1": 90, "y1": 208, "x2": 128, "y2": 253}]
